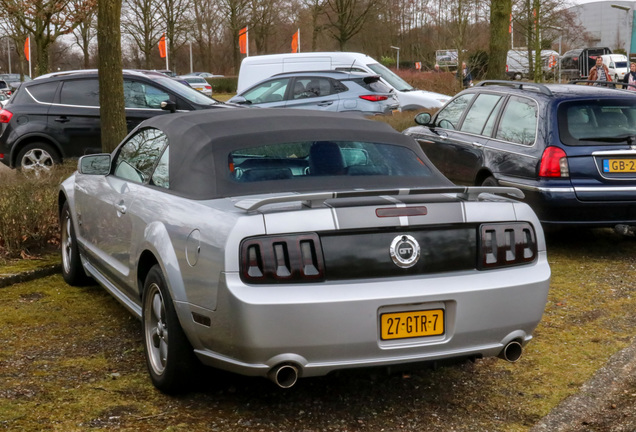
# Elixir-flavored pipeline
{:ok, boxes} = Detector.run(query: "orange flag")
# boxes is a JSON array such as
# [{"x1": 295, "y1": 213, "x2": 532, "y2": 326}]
[
  {"x1": 24, "y1": 37, "x2": 30, "y2": 61},
  {"x1": 158, "y1": 34, "x2": 167, "y2": 58},
  {"x1": 239, "y1": 27, "x2": 248, "y2": 54},
  {"x1": 291, "y1": 30, "x2": 299, "y2": 53}
]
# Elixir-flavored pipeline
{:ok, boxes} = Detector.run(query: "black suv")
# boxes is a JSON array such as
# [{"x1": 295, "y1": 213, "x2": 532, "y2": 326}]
[
  {"x1": 0, "y1": 70, "x2": 231, "y2": 174},
  {"x1": 404, "y1": 80, "x2": 636, "y2": 228}
]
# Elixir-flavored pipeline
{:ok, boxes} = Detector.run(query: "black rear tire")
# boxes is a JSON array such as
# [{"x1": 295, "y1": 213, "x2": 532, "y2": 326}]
[
  {"x1": 481, "y1": 176, "x2": 499, "y2": 187},
  {"x1": 142, "y1": 264, "x2": 197, "y2": 393},
  {"x1": 60, "y1": 201, "x2": 92, "y2": 286},
  {"x1": 16, "y1": 142, "x2": 60, "y2": 177}
]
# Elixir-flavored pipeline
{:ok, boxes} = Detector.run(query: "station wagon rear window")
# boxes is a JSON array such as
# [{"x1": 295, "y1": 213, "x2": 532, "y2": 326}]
[{"x1": 558, "y1": 100, "x2": 636, "y2": 145}]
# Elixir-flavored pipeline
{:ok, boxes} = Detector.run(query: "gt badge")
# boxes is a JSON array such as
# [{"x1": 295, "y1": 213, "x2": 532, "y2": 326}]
[{"x1": 390, "y1": 235, "x2": 420, "y2": 268}]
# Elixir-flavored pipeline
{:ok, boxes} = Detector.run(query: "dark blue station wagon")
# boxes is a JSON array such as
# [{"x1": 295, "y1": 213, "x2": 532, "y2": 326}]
[{"x1": 404, "y1": 81, "x2": 636, "y2": 228}]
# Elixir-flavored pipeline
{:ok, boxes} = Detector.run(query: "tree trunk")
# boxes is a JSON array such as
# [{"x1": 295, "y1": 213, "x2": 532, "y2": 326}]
[
  {"x1": 486, "y1": 0, "x2": 511, "y2": 80},
  {"x1": 98, "y1": 0, "x2": 127, "y2": 153}
]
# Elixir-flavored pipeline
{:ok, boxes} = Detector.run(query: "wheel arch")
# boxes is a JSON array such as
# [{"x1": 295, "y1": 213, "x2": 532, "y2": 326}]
[
  {"x1": 11, "y1": 134, "x2": 63, "y2": 167},
  {"x1": 137, "y1": 250, "x2": 159, "y2": 300},
  {"x1": 475, "y1": 168, "x2": 495, "y2": 186}
]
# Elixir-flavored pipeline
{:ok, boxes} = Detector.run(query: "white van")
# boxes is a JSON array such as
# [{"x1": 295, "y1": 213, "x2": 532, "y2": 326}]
[
  {"x1": 600, "y1": 54, "x2": 628, "y2": 81},
  {"x1": 237, "y1": 52, "x2": 451, "y2": 110},
  {"x1": 506, "y1": 49, "x2": 559, "y2": 80}
]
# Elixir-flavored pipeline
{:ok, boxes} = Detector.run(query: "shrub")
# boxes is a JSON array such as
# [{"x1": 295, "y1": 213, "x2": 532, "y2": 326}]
[
  {"x1": 395, "y1": 69, "x2": 462, "y2": 96},
  {"x1": 206, "y1": 76, "x2": 237, "y2": 94},
  {"x1": 0, "y1": 163, "x2": 76, "y2": 260}
]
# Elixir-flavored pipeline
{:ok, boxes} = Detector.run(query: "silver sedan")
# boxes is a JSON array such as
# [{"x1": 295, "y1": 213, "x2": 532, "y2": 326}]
[{"x1": 59, "y1": 109, "x2": 550, "y2": 393}]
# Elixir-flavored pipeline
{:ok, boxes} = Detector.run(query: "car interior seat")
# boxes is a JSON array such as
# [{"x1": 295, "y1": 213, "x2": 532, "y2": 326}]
[
  {"x1": 599, "y1": 111, "x2": 628, "y2": 128},
  {"x1": 293, "y1": 81, "x2": 307, "y2": 99},
  {"x1": 309, "y1": 141, "x2": 346, "y2": 176},
  {"x1": 306, "y1": 79, "x2": 322, "y2": 97}
]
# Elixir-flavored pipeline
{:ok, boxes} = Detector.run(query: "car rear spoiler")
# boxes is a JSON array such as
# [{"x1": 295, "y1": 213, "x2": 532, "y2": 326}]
[{"x1": 234, "y1": 186, "x2": 524, "y2": 212}]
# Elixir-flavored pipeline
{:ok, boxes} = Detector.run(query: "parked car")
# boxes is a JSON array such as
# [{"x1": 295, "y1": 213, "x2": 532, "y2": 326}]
[
  {"x1": 560, "y1": 47, "x2": 612, "y2": 80},
  {"x1": 178, "y1": 75, "x2": 213, "y2": 96},
  {"x1": 600, "y1": 53, "x2": 628, "y2": 81},
  {"x1": 237, "y1": 52, "x2": 451, "y2": 110},
  {"x1": 403, "y1": 80, "x2": 636, "y2": 228},
  {"x1": 59, "y1": 108, "x2": 550, "y2": 393},
  {"x1": 228, "y1": 70, "x2": 399, "y2": 115},
  {"x1": 0, "y1": 79, "x2": 12, "y2": 97},
  {"x1": 0, "y1": 91, "x2": 9, "y2": 107},
  {"x1": 186, "y1": 72, "x2": 222, "y2": 78},
  {"x1": 0, "y1": 73, "x2": 31, "y2": 91},
  {"x1": 0, "y1": 69, "x2": 233, "y2": 175}
]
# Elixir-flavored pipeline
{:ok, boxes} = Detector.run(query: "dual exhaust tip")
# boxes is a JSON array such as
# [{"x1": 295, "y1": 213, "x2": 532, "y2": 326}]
[{"x1": 269, "y1": 342, "x2": 522, "y2": 388}]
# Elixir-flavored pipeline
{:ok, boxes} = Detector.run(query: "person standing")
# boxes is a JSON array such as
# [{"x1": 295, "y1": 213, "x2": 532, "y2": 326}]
[
  {"x1": 433, "y1": 64, "x2": 442, "y2": 73},
  {"x1": 588, "y1": 57, "x2": 612, "y2": 86},
  {"x1": 623, "y1": 62, "x2": 636, "y2": 90},
  {"x1": 457, "y1": 62, "x2": 473, "y2": 88}
]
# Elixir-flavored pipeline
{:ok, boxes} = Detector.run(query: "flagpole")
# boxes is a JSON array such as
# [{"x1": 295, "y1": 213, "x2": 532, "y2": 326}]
[
  {"x1": 298, "y1": 29, "x2": 300, "y2": 53},
  {"x1": 165, "y1": 34, "x2": 169, "y2": 71},
  {"x1": 246, "y1": 26, "x2": 249, "y2": 57},
  {"x1": 27, "y1": 37, "x2": 31, "y2": 77}
]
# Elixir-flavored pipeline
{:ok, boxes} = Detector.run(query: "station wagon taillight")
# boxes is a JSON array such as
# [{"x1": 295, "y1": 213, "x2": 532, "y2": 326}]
[
  {"x1": 359, "y1": 95, "x2": 389, "y2": 102},
  {"x1": 539, "y1": 146, "x2": 569, "y2": 177},
  {"x1": 240, "y1": 233, "x2": 325, "y2": 284},
  {"x1": 478, "y1": 223, "x2": 537, "y2": 270},
  {"x1": 0, "y1": 108, "x2": 13, "y2": 123}
]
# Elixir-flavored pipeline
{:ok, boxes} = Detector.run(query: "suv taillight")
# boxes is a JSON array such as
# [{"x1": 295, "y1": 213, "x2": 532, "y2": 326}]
[
  {"x1": 478, "y1": 223, "x2": 537, "y2": 270},
  {"x1": 0, "y1": 108, "x2": 13, "y2": 123},
  {"x1": 539, "y1": 146, "x2": 569, "y2": 177},
  {"x1": 240, "y1": 233, "x2": 325, "y2": 283},
  {"x1": 359, "y1": 95, "x2": 388, "y2": 102}
]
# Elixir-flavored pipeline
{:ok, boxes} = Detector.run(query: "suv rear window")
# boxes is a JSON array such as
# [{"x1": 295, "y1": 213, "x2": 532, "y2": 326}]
[
  {"x1": 27, "y1": 82, "x2": 58, "y2": 103},
  {"x1": 353, "y1": 77, "x2": 391, "y2": 93},
  {"x1": 558, "y1": 100, "x2": 636, "y2": 145},
  {"x1": 60, "y1": 79, "x2": 100, "y2": 106}
]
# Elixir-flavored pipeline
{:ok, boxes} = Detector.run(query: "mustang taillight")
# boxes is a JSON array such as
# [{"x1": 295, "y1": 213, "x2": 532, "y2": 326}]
[
  {"x1": 240, "y1": 233, "x2": 325, "y2": 283},
  {"x1": 539, "y1": 146, "x2": 569, "y2": 177},
  {"x1": 478, "y1": 223, "x2": 537, "y2": 270}
]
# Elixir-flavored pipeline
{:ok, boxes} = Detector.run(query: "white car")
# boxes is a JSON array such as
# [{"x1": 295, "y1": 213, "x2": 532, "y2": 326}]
[{"x1": 178, "y1": 76, "x2": 212, "y2": 96}]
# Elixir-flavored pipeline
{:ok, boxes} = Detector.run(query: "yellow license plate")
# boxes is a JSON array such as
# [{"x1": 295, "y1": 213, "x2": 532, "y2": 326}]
[
  {"x1": 604, "y1": 159, "x2": 636, "y2": 173},
  {"x1": 380, "y1": 309, "x2": 444, "y2": 340}
]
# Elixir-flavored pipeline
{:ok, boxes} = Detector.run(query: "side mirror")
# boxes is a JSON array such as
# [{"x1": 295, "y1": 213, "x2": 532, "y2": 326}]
[
  {"x1": 414, "y1": 112, "x2": 431, "y2": 126},
  {"x1": 161, "y1": 100, "x2": 177, "y2": 113},
  {"x1": 229, "y1": 95, "x2": 249, "y2": 104},
  {"x1": 78, "y1": 154, "x2": 111, "y2": 175}
]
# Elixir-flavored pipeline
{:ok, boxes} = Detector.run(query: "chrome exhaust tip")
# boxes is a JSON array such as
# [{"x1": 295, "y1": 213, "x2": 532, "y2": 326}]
[
  {"x1": 268, "y1": 363, "x2": 299, "y2": 388},
  {"x1": 500, "y1": 341, "x2": 523, "y2": 363}
]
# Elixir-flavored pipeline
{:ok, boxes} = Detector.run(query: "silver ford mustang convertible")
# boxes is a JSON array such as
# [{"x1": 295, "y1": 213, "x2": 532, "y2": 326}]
[{"x1": 58, "y1": 109, "x2": 551, "y2": 393}]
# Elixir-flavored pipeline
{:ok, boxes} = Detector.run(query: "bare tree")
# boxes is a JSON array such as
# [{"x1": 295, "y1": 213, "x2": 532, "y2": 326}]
[
  {"x1": 0, "y1": 0, "x2": 97, "y2": 76},
  {"x1": 324, "y1": 0, "x2": 379, "y2": 50},
  {"x1": 487, "y1": 0, "x2": 512, "y2": 79},
  {"x1": 302, "y1": 0, "x2": 327, "y2": 51},
  {"x1": 191, "y1": 0, "x2": 224, "y2": 72},
  {"x1": 158, "y1": 0, "x2": 192, "y2": 72},
  {"x1": 71, "y1": 0, "x2": 98, "y2": 69},
  {"x1": 122, "y1": 0, "x2": 163, "y2": 69},
  {"x1": 217, "y1": 0, "x2": 251, "y2": 73},
  {"x1": 98, "y1": 0, "x2": 127, "y2": 152}
]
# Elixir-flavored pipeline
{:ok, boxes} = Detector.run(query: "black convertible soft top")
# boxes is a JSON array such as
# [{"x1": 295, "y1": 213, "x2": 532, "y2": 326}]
[{"x1": 138, "y1": 109, "x2": 451, "y2": 199}]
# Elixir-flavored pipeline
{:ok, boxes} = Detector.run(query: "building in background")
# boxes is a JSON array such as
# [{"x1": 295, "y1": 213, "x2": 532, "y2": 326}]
[{"x1": 571, "y1": 1, "x2": 636, "y2": 59}]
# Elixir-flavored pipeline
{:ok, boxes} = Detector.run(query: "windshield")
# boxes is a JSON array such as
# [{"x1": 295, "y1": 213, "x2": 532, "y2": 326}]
[
  {"x1": 615, "y1": 61, "x2": 628, "y2": 68},
  {"x1": 366, "y1": 63, "x2": 414, "y2": 92},
  {"x1": 153, "y1": 76, "x2": 219, "y2": 106},
  {"x1": 558, "y1": 100, "x2": 636, "y2": 145}
]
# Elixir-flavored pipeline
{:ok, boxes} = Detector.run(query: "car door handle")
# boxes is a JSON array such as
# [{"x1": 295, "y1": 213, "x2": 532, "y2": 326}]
[
  {"x1": 54, "y1": 116, "x2": 70, "y2": 123},
  {"x1": 317, "y1": 101, "x2": 333, "y2": 106},
  {"x1": 438, "y1": 132, "x2": 448, "y2": 140},
  {"x1": 472, "y1": 142, "x2": 484, "y2": 148},
  {"x1": 115, "y1": 203, "x2": 127, "y2": 214}
]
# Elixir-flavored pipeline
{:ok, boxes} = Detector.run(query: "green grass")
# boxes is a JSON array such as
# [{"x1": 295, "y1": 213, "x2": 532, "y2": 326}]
[{"x1": 0, "y1": 229, "x2": 634, "y2": 431}]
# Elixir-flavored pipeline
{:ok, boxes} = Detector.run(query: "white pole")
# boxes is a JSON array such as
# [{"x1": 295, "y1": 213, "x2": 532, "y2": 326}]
[
  {"x1": 246, "y1": 26, "x2": 249, "y2": 57},
  {"x1": 165, "y1": 35, "x2": 169, "y2": 71},
  {"x1": 7, "y1": 38, "x2": 11, "y2": 74},
  {"x1": 298, "y1": 28, "x2": 300, "y2": 53},
  {"x1": 189, "y1": 41, "x2": 193, "y2": 73}
]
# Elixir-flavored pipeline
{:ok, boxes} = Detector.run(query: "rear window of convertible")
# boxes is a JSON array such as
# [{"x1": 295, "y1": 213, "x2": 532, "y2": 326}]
[{"x1": 229, "y1": 141, "x2": 434, "y2": 182}]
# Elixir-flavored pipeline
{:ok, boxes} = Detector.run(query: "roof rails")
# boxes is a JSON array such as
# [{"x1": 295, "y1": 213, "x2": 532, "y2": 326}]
[
  {"x1": 476, "y1": 80, "x2": 553, "y2": 96},
  {"x1": 568, "y1": 79, "x2": 622, "y2": 89}
]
